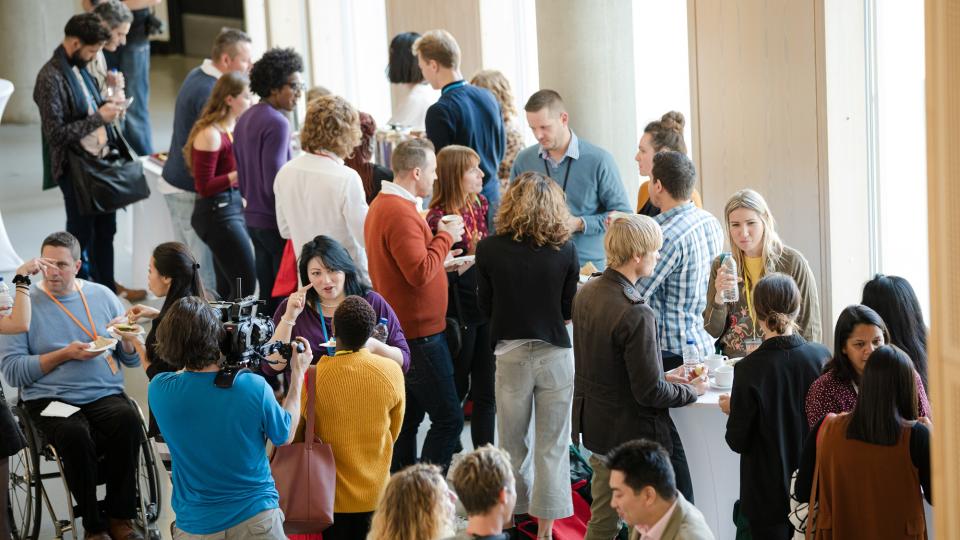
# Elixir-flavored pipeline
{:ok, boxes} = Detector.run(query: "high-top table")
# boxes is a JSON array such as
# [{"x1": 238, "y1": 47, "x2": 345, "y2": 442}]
[{"x1": 0, "y1": 79, "x2": 23, "y2": 274}]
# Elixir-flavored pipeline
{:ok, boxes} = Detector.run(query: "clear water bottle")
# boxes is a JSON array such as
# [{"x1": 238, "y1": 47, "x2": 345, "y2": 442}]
[
  {"x1": 372, "y1": 317, "x2": 389, "y2": 342},
  {"x1": 105, "y1": 68, "x2": 118, "y2": 100},
  {"x1": 682, "y1": 338, "x2": 700, "y2": 378},
  {"x1": 0, "y1": 278, "x2": 13, "y2": 318},
  {"x1": 720, "y1": 253, "x2": 739, "y2": 303}
]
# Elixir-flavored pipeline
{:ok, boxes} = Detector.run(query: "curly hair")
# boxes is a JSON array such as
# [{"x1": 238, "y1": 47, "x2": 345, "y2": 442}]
[
  {"x1": 249, "y1": 47, "x2": 303, "y2": 99},
  {"x1": 344, "y1": 111, "x2": 377, "y2": 196},
  {"x1": 300, "y1": 95, "x2": 362, "y2": 158},
  {"x1": 367, "y1": 464, "x2": 454, "y2": 540},
  {"x1": 155, "y1": 296, "x2": 223, "y2": 371},
  {"x1": 332, "y1": 296, "x2": 376, "y2": 350},
  {"x1": 496, "y1": 172, "x2": 571, "y2": 249},
  {"x1": 470, "y1": 70, "x2": 518, "y2": 122}
]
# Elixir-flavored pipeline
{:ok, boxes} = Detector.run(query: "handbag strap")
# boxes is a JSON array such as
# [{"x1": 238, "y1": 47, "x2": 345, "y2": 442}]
[
  {"x1": 304, "y1": 366, "x2": 318, "y2": 450},
  {"x1": 806, "y1": 414, "x2": 833, "y2": 538}
]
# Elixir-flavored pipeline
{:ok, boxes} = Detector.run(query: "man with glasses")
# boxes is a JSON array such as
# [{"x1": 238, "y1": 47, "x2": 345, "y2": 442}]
[{"x1": 233, "y1": 47, "x2": 303, "y2": 315}]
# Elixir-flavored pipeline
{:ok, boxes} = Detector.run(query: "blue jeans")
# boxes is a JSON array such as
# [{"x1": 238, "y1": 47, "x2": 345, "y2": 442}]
[
  {"x1": 392, "y1": 332, "x2": 463, "y2": 472},
  {"x1": 105, "y1": 41, "x2": 153, "y2": 155},
  {"x1": 162, "y1": 191, "x2": 216, "y2": 292},
  {"x1": 481, "y1": 178, "x2": 500, "y2": 229}
]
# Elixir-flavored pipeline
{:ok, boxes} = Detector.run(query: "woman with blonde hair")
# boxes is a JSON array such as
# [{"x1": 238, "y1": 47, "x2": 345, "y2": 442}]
[
  {"x1": 470, "y1": 70, "x2": 524, "y2": 191},
  {"x1": 704, "y1": 188, "x2": 821, "y2": 356},
  {"x1": 366, "y1": 464, "x2": 455, "y2": 540},
  {"x1": 476, "y1": 172, "x2": 579, "y2": 538},
  {"x1": 273, "y1": 94, "x2": 371, "y2": 281},
  {"x1": 185, "y1": 71, "x2": 256, "y2": 301},
  {"x1": 426, "y1": 145, "x2": 494, "y2": 448}
]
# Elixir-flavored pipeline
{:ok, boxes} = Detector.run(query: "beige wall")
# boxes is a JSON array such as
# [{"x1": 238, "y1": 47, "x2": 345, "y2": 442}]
[
  {"x1": 925, "y1": 0, "x2": 960, "y2": 534},
  {"x1": 688, "y1": 0, "x2": 871, "y2": 341}
]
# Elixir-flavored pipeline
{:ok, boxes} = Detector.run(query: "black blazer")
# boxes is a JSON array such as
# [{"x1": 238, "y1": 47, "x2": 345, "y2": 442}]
[
  {"x1": 572, "y1": 269, "x2": 697, "y2": 454},
  {"x1": 475, "y1": 234, "x2": 579, "y2": 348},
  {"x1": 724, "y1": 334, "x2": 830, "y2": 526}
]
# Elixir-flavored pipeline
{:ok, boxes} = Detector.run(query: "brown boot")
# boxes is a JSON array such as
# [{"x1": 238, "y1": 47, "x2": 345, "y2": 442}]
[{"x1": 108, "y1": 518, "x2": 144, "y2": 540}]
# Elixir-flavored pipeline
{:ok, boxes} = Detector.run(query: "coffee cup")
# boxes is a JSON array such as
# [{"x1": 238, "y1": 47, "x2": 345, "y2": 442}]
[
  {"x1": 440, "y1": 214, "x2": 462, "y2": 224},
  {"x1": 714, "y1": 365, "x2": 734, "y2": 387},
  {"x1": 705, "y1": 354, "x2": 727, "y2": 371}
]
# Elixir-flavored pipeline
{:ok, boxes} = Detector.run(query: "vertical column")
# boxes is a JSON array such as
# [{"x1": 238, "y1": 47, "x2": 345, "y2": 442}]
[
  {"x1": 925, "y1": 0, "x2": 960, "y2": 536},
  {"x1": 533, "y1": 0, "x2": 640, "y2": 197}
]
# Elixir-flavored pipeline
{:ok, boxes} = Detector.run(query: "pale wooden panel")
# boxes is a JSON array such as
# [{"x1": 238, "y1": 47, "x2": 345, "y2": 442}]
[
  {"x1": 384, "y1": 0, "x2": 483, "y2": 82},
  {"x1": 688, "y1": 0, "x2": 824, "y2": 311},
  {"x1": 925, "y1": 0, "x2": 960, "y2": 535}
]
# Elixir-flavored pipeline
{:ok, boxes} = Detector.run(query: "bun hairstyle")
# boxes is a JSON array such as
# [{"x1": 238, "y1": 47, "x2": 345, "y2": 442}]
[
  {"x1": 644, "y1": 111, "x2": 688, "y2": 154},
  {"x1": 752, "y1": 272, "x2": 801, "y2": 335}
]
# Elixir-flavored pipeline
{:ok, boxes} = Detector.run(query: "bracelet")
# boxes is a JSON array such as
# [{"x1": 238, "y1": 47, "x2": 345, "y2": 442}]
[
  {"x1": 12, "y1": 274, "x2": 30, "y2": 286},
  {"x1": 280, "y1": 317, "x2": 296, "y2": 327},
  {"x1": 15, "y1": 286, "x2": 29, "y2": 294}
]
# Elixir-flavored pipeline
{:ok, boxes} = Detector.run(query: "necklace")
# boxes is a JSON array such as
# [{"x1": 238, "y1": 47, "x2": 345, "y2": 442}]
[{"x1": 319, "y1": 301, "x2": 341, "y2": 309}]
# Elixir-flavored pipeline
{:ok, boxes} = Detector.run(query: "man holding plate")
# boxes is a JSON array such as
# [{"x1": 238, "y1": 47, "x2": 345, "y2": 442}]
[{"x1": 0, "y1": 231, "x2": 144, "y2": 540}]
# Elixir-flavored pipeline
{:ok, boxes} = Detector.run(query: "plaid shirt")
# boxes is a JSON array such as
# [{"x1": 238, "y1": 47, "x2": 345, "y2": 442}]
[{"x1": 637, "y1": 202, "x2": 723, "y2": 355}]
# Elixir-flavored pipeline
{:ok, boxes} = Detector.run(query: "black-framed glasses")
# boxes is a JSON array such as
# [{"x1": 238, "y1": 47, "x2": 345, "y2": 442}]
[{"x1": 285, "y1": 81, "x2": 305, "y2": 92}]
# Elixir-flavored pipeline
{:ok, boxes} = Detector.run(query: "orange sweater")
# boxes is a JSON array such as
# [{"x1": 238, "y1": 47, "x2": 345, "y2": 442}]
[
  {"x1": 364, "y1": 192, "x2": 453, "y2": 338},
  {"x1": 300, "y1": 350, "x2": 406, "y2": 512}
]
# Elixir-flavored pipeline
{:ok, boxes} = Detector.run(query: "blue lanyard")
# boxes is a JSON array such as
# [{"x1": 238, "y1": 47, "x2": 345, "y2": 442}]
[
  {"x1": 441, "y1": 80, "x2": 466, "y2": 95},
  {"x1": 317, "y1": 306, "x2": 335, "y2": 357}
]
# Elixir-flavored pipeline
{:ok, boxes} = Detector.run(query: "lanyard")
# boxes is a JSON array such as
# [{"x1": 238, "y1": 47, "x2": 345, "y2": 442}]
[
  {"x1": 317, "y1": 305, "x2": 335, "y2": 357},
  {"x1": 441, "y1": 80, "x2": 467, "y2": 95},
  {"x1": 42, "y1": 285, "x2": 98, "y2": 341},
  {"x1": 743, "y1": 265, "x2": 759, "y2": 338},
  {"x1": 543, "y1": 157, "x2": 573, "y2": 192}
]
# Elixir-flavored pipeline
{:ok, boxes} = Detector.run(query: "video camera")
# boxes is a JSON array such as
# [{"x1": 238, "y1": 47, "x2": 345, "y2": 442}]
[{"x1": 209, "y1": 283, "x2": 304, "y2": 388}]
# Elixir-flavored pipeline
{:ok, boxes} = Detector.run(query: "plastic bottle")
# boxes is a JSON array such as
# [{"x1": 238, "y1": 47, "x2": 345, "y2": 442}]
[
  {"x1": 0, "y1": 278, "x2": 12, "y2": 318},
  {"x1": 720, "y1": 253, "x2": 739, "y2": 303},
  {"x1": 682, "y1": 337, "x2": 700, "y2": 378},
  {"x1": 372, "y1": 317, "x2": 389, "y2": 342}
]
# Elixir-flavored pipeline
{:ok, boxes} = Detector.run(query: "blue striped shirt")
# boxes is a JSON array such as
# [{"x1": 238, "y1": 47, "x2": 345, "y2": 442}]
[{"x1": 637, "y1": 203, "x2": 723, "y2": 355}]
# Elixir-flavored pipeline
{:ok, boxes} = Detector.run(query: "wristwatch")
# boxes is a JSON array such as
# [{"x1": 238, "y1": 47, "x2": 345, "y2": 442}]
[{"x1": 12, "y1": 274, "x2": 30, "y2": 286}]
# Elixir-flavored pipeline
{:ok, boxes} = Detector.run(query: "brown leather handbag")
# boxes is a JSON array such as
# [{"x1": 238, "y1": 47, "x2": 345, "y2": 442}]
[{"x1": 270, "y1": 367, "x2": 336, "y2": 533}]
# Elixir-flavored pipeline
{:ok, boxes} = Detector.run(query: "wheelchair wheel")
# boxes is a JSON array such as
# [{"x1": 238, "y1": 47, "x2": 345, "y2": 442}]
[
  {"x1": 7, "y1": 406, "x2": 41, "y2": 540},
  {"x1": 133, "y1": 418, "x2": 162, "y2": 539}
]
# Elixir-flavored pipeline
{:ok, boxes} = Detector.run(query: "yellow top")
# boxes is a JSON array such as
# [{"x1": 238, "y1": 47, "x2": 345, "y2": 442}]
[
  {"x1": 299, "y1": 349, "x2": 406, "y2": 512},
  {"x1": 743, "y1": 256, "x2": 764, "y2": 336},
  {"x1": 636, "y1": 181, "x2": 704, "y2": 212}
]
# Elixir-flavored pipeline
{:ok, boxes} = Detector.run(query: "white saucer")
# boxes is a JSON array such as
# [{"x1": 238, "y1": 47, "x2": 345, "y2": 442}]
[
  {"x1": 711, "y1": 381, "x2": 733, "y2": 391},
  {"x1": 86, "y1": 338, "x2": 118, "y2": 353},
  {"x1": 448, "y1": 255, "x2": 475, "y2": 265}
]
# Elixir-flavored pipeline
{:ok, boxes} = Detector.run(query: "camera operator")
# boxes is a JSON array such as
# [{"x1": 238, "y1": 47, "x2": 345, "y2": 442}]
[{"x1": 149, "y1": 296, "x2": 311, "y2": 539}]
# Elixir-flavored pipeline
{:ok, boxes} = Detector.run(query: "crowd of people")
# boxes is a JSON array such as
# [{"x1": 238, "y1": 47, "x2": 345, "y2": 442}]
[{"x1": 0, "y1": 4, "x2": 934, "y2": 540}]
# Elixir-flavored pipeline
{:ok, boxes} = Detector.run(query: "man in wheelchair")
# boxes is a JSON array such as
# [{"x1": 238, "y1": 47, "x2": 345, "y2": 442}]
[{"x1": 0, "y1": 232, "x2": 144, "y2": 540}]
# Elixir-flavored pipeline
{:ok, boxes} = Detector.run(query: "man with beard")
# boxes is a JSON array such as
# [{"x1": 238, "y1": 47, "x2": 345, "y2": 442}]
[{"x1": 34, "y1": 13, "x2": 123, "y2": 294}]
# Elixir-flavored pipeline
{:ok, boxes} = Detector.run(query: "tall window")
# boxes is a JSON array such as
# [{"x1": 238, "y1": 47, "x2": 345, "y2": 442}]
[{"x1": 871, "y1": 0, "x2": 929, "y2": 318}]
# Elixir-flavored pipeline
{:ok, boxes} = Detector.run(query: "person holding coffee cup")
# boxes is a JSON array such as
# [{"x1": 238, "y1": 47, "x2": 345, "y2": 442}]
[
  {"x1": 704, "y1": 189, "x2": 822, "y2": 357},
  {"x1": 717, "y1": 273, "x2": 830, "y2": 539}
]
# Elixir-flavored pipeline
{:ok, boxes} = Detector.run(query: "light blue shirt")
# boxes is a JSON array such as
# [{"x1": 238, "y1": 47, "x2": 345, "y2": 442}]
[
  {"x1": 0, "y1": 281, "x2": 139, "y2": 404},
  {"x1": 149, "y1": 371, "x2": 292, "y2": 534},
  {"x1": 510, "y1": 131, "x2": 631, "y2": 268}
]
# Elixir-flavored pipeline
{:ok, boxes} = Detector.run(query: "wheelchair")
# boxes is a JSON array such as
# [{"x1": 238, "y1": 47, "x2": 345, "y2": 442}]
[{"x1": 6, "y1": 396, "x2": 163, "y2": 540}]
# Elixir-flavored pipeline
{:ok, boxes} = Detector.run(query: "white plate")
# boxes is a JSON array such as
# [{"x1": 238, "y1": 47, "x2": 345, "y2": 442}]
[
  {"x1": 712, "y1": 381, "x2": 733, "y2": 391},
  {"x1": 318, "y1": 340, "x2": 336, "y2": 348},
  {"x1": 448, "y1": 255, "x2": 475, "y2": 265},
  {"x1": 86, "y1": 338, "x2": 118, "y2": 353}
]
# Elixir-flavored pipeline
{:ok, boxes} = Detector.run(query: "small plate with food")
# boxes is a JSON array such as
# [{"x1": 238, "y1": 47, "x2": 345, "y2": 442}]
[
  {"x1": 109, "y1": 323, "x2": 145, "y2": 337},
  {"x1": 86, "y1": 336, "x2": 118, "y2": 353}
]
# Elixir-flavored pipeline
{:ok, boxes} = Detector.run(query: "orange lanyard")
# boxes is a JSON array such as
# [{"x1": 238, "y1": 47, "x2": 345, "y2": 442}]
[{"x1": 42, "y1": 285, "x2": 98, "y2": 341}]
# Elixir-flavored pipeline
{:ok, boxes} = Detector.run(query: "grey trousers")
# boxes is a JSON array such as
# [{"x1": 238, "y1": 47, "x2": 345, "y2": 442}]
[
  {"x1": 173, "y1": 508, "x2": 285, "y2": 539},
  {"x1": 495, "y1": 341, "x2": 574, "y2": 519},
  {"x1": 163, "y1": 191, "x2": 216, "y2": 292}
]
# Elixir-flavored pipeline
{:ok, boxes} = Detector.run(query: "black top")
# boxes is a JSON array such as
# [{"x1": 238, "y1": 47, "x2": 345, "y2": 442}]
[
  {"x1": 125, "y1": 7, "x2": 150, "y2": 44},
  {"x1": 794, "y1": 416, "x2": 932, "y2": 505},
  {"x1": 425, "y1": 82, "x2": 505, "y2": 187},
  {"x1": 367, "y1": 164, "x2": 394, "y2": 204},
  {"x1": 475, "y1": 234, "x2": 579, "y2": 348},
  {"x1": 724, "y1": 334, "x2": 830, "y2": 525},
  {"x1": 446, "y1": 266, "x2": 484, "y2": 325},
  {"x1": 572, "y1": 269, "x2": 697, "y2": 454}
]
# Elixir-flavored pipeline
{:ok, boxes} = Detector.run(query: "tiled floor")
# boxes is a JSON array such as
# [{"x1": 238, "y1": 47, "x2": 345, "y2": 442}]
[{"x1": 2, "y1": 54, "x2": 479, "y2": 539}]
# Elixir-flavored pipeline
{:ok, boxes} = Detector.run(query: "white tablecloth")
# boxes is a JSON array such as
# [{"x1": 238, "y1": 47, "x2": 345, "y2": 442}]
[
  {"x1": 114, "y1": 158, "x2": 175, "y2": 290},
  {"x1": 670, "y1": 383, "x2": 740, "y2": 540}
]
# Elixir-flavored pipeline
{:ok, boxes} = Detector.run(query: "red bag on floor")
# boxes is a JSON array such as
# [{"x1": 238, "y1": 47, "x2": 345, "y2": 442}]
[
  {"x1": 287, "y1": 535, "x2": 323, "y2": 540},
  {"x1": 515, "y1": 480, "x2": 591, "y2": 539},
  {"x1": 272, "y1": 239, "x2": 298, "y2": 297}
]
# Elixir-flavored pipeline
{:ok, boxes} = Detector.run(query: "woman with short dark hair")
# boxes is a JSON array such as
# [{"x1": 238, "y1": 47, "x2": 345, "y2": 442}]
[
  {"x1": 794, "y1": 346, "x2": 931, "y2": 539},
  {"x1": 804, "y1": 305, "x2": 930, "y2": 428},
  {"x1": 386, "y1": 31, "x2": 438, "y2": 131},
  {"x1": 718, "y1": 273, "x2": 830, "y2": 539}
]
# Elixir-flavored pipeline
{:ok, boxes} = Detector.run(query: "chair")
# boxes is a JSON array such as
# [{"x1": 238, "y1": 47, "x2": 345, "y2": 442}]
[{"x1": 6, "y1": 397, "x2": 162, "y2": 540}]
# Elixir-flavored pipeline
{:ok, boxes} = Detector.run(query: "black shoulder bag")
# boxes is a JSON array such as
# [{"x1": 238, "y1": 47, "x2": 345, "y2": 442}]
[{"x1": 66, "y1": 122, "x2": 150, "y2": 216}]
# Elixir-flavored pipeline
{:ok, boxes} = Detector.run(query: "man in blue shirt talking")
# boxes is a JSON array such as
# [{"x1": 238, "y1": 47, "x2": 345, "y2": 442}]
[{"x1": 511, "y1": 90, "x2": 632, "y2": 269}]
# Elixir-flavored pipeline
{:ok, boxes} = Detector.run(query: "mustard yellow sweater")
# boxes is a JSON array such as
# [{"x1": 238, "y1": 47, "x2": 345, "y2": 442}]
[{"x1": 299, "y1": 349, "x2": 405, "y2": 512}]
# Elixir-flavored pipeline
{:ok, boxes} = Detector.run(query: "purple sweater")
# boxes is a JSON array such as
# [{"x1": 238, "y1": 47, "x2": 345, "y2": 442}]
[
  {"x1": 233, "y1": 102, "x2": 292, "y2": 229},
  {"x1": 265, "y1": 291, "x2": 410, "y2": 374}
]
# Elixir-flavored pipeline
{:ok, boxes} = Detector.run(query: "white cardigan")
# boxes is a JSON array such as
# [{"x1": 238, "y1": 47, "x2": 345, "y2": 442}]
[{"x1": 273, "y1": 150, "x2": 369, "y2": 282}]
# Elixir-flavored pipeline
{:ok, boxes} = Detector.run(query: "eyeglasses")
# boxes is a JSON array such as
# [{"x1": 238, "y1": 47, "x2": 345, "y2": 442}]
[{"x1": 285, "y1": 81, "x2": 305, "y2": 92}]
